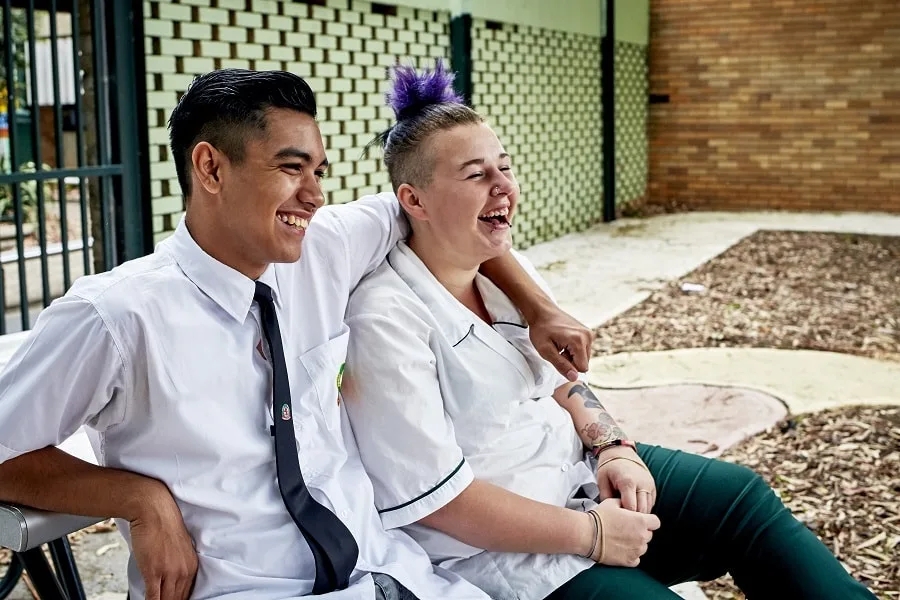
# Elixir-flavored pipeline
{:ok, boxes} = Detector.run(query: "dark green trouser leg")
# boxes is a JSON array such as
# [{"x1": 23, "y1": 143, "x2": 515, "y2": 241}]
[{"x1": 546, "y1": 444, "x2": 877, "y2": 600}]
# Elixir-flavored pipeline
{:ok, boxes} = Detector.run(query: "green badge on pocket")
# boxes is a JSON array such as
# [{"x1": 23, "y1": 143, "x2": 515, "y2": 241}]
[{"x1": 336, "y1": 362, "x2": 345, "y2": 391}]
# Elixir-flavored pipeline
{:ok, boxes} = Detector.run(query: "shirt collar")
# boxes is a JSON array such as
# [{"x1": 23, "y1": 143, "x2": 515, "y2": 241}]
[
  {"x1": 388, "y1": 241, "x2": 525, "y2": 343},
  {"x1": 159, "y1": 216, "x2": 283, "y2": 322}
]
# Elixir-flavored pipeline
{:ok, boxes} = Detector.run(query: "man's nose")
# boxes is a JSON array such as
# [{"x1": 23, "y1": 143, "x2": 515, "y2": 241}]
[{"x1": 300, "y1": 181, "x2": 326, "y2": 210}]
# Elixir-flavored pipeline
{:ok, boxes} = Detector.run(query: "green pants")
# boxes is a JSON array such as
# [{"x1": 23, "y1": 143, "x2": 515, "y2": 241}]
[{"x1": 546, "y1": 444, "x2": 876, "y2": 599}]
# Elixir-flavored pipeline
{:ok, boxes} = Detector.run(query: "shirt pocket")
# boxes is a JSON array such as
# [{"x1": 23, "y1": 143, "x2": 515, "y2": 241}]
[{"x1": 298, "y1": 327, "x2": 350, "y2": 431}]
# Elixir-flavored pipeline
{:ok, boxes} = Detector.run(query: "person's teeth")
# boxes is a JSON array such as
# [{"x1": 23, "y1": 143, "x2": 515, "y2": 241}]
[{"x1": 298, "y1": 218, "x2": 309, "y2": 229}]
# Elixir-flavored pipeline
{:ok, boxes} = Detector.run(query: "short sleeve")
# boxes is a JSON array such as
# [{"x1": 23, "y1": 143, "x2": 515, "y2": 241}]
[
  {"x1": 342, "y1": 304, "x2": 473, "y2": 530},
  {"x1": 328, "y1": 193, "x2": 410, "y2": 289},
  {"x1": 0, "y1": 295, "x2": 128, "y2": 464}
]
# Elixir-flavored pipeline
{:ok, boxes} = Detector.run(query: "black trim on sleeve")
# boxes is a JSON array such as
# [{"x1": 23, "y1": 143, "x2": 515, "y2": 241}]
[{"x1": 377, "y1": 458, "x2": 467, "y2": 514}]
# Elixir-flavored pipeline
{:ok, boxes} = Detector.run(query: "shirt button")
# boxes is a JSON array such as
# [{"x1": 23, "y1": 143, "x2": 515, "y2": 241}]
[
  {"x1": 543, "y1": 424, "x2": 553, "y2": 433},
  {"x1": 340, "y1": 509, "x2": 351, "y2": 520},
  {"x1": 561, "y1": 464, "x2": 570, "y2": 472}
]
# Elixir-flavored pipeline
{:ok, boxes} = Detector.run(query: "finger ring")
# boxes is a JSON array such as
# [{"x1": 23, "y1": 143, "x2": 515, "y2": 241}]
[{"x1": 637, "y1": 489, "x2": 651, "y2": 495}]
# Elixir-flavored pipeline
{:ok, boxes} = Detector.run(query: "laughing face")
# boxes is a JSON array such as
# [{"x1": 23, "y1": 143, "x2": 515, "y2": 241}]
[
  {"x1": 195, "y1": 107, "x2": 328, "y2": 278},
  {"x1": 403, "y1": 122, "x2": 519, "y2": 269}
]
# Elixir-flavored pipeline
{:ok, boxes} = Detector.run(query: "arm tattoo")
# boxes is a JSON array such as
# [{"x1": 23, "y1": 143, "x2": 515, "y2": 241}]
[
  {"x1": 568, "y1": 384, "x2": 628, "y2": 445},
  {"x1": 568, "y1": 384, "x2": 605, "y2": 410}
]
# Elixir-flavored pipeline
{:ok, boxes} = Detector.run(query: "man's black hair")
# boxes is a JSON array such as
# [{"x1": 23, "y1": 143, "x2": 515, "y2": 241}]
[{"x1": 168, "y1": 69, "x2": 317, "y2": 199}]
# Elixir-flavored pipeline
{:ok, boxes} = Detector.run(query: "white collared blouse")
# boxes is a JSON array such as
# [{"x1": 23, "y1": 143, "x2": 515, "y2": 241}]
[{"x1": 343, "y1": 242, "x2": 599, "y2": 600}]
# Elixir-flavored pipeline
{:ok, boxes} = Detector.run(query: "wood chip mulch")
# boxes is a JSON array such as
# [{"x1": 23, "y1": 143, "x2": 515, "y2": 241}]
[
  {"x1": 592, "y1": 230, "x2": 900, "y2": 363},
  {"x1": 700, "y1": 405, "x2": 900, "y2": 600},
  {"x1": 591, "y1": 229, "x2": 900, "y2": 599}
]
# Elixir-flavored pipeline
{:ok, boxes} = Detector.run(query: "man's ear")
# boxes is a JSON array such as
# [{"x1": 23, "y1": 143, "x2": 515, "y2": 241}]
[
  {"x1": 396, "y1": 183, "x2": 428, "y2": 222},
  {"x1": 191, "y1": 142, "x2": 224, "y2": 195}
]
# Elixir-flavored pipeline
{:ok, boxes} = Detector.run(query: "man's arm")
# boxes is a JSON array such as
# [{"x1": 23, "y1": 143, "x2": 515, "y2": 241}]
[
  {"x1": 0, "y1": 297, "x2": 197, "y2": 600},
  {"x1": 331, "y1": 193, "x2": 594, "y2": 379},
  {"x1": 481, "y1": 252, "x2": 594, "y2": 381}
]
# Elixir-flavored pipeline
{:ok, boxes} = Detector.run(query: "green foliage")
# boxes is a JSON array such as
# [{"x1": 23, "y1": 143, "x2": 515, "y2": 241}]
[{"x1": 0, "y1": 8, "x2": 30, "y2": 108}]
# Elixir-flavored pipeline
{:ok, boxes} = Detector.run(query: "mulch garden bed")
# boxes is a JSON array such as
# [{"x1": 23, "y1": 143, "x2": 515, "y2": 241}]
[
  {"x1": 593, "y1": 230, "x2": 900, "y2": 363},
  {"x1": 593, "y1": 230, "x2": 900, "y2": 599}
]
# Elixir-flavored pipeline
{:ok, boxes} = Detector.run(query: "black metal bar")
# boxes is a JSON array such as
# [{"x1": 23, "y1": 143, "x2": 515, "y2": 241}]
[
  {"x1": 601, "y1": 0, "x2": 616, "y2": 223},
  {"x1": 48, "y1": 537, "x2": 87, "y2": 600},
  {"x1": 91, "y1": 0, "x2": 114, "y2": 271},
  {"x1": 16, "y1": 547, "x2": 70, "y2": 600},
  {"x1": 0, "y1": 260, "x2": 6, "y2": 335},
  {"x1": 0, "y1": 164, "x2": 122, "y2": 184},
  {"x1": 449, "y1": 12, "x2": 473, "y2": 107},
  {"x1": 109, "y1": 0, "x2": 151, "y2": 262},
  {"x1": 71, "y1": 0, "x2": 89, "y2": 276},
  {"x1": 49, "y1": 0, "x2": 71, "y2": 288},
  {"x1": 0, "y1": 553, "x2": 23, "y2": 599},
  {"x1": 26, "y1": 0, "x2": 51, "y2": 307},
  {"x1": 3, "y1": 0, "x2": 29, "y2": 329}
]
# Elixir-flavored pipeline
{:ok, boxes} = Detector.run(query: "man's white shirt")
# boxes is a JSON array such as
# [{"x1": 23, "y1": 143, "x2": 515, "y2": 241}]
[{"x1": 0, "y1": 194, "x2": 488, "y2": 600}]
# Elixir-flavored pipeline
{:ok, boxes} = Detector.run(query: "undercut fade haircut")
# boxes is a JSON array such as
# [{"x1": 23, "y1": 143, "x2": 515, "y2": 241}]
[
  {"x1": 369, "y1": 61, "x2": 483, "y2": 191},
  {"x1": 168, "y1": 69, "x2": 317, "y2": 200}
]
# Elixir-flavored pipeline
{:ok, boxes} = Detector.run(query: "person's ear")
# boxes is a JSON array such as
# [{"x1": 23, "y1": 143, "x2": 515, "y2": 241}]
[
  {"x1": 191, "y1": 142, "x2": 225, "y2": 195},
  {"x1": 396, "y1": 183, "x2": 428, "y2": 222}
]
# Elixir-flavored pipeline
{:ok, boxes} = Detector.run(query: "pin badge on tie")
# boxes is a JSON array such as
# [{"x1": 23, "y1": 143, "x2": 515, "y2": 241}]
[{"x1": 281, "y1": 403, "x2": 291, "y2": 421}]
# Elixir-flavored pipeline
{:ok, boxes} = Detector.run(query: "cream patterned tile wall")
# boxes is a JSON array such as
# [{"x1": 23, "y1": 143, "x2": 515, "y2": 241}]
[
  {"x1": 615, "y1": 40, "x2": 648, "y2": 206},
  {"x1": 143, "y1": 0, "x2": 449, "y2": 242},
  {"x1": 471, "y1": 19, "x2": 603, "y2": 249}
]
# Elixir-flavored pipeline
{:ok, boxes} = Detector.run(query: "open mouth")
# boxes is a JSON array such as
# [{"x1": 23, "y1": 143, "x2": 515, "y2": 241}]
[
  {"x1": 277, "y1": 212, "x2": 309, "y2": 232},
  {"x1": 478, "y1": 207, "x2": 511, "y2": 228}
]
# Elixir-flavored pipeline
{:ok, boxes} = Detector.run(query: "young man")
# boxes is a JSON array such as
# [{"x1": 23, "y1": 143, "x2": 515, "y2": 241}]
[{"x1": 0, "y1": 69, "x2": 592, "y2": 600}]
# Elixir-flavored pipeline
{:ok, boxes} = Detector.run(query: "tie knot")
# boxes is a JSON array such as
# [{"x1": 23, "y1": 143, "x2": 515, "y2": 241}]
[{"x1": 254, "y1": 281, "x2": 273, "y2": 304}]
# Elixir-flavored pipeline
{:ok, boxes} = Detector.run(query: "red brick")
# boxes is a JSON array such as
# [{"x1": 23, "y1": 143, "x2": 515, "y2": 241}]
[{"x1": 647, "y1": 0, "x2": 900, "y2": 213}]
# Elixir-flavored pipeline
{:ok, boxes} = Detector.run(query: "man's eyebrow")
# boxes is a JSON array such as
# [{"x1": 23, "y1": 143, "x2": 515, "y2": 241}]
[{"x1": 274, "y1": 147, "x2": 329, "y2": 168}]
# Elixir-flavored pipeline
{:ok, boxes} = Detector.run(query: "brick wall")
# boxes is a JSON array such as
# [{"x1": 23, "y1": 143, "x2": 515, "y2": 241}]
[
  {"x1": 143, "y1": 0, "x2": 449, "y2": 243},
  {"x1": 647, "y1": 0, "x2": 900, "y2": 213},
  {"x1": 472, "y1": 19, "x2": 603, "y2": 248}
]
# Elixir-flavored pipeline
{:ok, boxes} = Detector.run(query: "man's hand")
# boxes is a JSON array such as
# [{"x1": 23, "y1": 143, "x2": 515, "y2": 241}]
[
  {"x1": 597, "y1": 447, "x2": 657, "y2": 514},
  {"x1": 529, "y1": 306, "x2": 594, "y2": 381},
  {"x1": 129, "y1": 482, "x2": 198, "y2": 600},
  {"x1": 591, "y1": 498, "x2": 660, "y2": 567}
]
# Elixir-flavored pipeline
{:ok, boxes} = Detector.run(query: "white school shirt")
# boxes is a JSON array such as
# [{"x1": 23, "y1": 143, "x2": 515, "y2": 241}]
[
  {"x1": 343, "y1": 242, "x2": 599, "y2": 600},
  {"x1": 0, "y1": 194, "x2": 489, "y2": 600}
]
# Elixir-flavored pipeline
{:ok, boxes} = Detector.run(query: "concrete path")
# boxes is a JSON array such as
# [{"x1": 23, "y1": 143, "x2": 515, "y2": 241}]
[{"x1": 522, "y1": 210, "x2": 900, "y2": 330}]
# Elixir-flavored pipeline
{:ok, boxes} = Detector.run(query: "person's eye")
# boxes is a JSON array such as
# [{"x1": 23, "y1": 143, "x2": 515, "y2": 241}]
[
  {"x1": 499, "y1": 166, "x2": 512, "y2": 172},
  {"x1": 281, "y1": 164, "x2": 303, "y2": 173},
  {"x1": 315, "y1": 170, "x2": 328, "y2": 180},
  {"x1": 467, "y1": 172, "x2": 484, "y2": 180}
]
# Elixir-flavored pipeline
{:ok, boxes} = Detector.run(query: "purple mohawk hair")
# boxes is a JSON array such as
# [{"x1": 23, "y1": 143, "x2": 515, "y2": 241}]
[{"x1": 386, "y1": 59, "x2": 463, "y2": 120}]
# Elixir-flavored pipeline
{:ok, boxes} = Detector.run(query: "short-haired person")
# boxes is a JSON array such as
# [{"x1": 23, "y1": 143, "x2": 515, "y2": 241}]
[{"x1": 342, "y1": 62, "x2": 878, "y2": 600}]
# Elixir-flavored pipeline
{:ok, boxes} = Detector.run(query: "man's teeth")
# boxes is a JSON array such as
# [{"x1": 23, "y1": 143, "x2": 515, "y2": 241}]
[{"x1": 277, "y1": 214, "x2": 309, "y2": 229}]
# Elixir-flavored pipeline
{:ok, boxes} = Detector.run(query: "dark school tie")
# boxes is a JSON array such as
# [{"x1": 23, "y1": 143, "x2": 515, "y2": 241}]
[{"x1": 254, "y1": 281, "x2": 359, "y2": 593}]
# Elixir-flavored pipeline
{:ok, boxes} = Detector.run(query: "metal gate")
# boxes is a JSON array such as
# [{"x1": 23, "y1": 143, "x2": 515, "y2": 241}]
[{"x1": 0, "y1": 0, "x2": 149, "y2": 333}]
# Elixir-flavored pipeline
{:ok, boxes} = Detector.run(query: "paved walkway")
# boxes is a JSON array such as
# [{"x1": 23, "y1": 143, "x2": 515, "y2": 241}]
[{"x1": 3, "y1": 210, "x2": 898, "y2": 600}]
